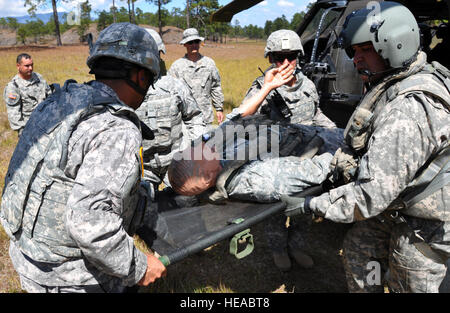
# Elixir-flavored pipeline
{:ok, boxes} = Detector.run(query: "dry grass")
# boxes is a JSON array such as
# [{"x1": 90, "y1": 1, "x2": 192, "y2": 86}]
[
  {"x1": 0, "y1": 42, "x2": 289, "y2": 293},
  {"x1": 0, "y1": 42, "x2": 351, "y2": 294}
]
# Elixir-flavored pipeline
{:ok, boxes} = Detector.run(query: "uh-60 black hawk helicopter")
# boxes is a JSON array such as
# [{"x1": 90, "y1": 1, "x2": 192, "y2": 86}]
[{"x1": 212, "y1": 0, "x2": 450, "y2": 128}]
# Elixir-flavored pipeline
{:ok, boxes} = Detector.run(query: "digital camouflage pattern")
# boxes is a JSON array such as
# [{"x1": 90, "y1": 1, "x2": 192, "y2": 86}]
[
  {"x1": 87, "y1": 22, "x2": 160, "y2": 77},
  {"x1": 209, "y1": 115, "x2": 343, "y2": 253},
  {"x1": 226, "y1": 126, "x2": 344, "y2": 202},
  {"x1": 241, "y1": 69, "x2": 336, "y2": 128},
  {"x1": 179, "y1": 28, "x2": 204, "y2": 45},
  {"x1": 0, "y1": 80, "x2": 148, "y2": 289},
  {"x1": 343, "y1": 217, "x2": 449, "y2": 293},
  {"x1": 3, "y1": 72, "x2": 51, "y2": 133},
  {"x1": 168, "y1": 54, "x2": 224, "y2": 125},
  {"x1": 135, "y1": 75, "x2": 205, "y2": 186},
  {"x1": 309, "y1": 52, "x2": 450, "y2": 292},
  {"x1": 264, "y1": 29, "x2": 304, "y2": 57},
  {"x1": 237, "y1": 62, "x2": 336, "y2": 254}
]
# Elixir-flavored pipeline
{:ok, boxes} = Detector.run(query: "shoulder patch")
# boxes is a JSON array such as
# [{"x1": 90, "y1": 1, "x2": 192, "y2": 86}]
[{"x1": 8, "y1": 94, "x2": 17, "y2": 100}]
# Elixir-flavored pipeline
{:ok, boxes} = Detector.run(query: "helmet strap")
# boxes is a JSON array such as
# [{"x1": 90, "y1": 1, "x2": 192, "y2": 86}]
[
  {"x1": 89, "y1": 67, "x2": 153, "y2": 97},
  {"x1": 124, "y1": 76, "x2": 150, "y2": 97}
]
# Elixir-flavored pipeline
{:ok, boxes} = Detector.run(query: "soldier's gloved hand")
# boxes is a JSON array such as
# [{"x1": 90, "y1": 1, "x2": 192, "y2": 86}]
[{"x1": 281, "y1": 195, "x2": 312, "y2": 217}]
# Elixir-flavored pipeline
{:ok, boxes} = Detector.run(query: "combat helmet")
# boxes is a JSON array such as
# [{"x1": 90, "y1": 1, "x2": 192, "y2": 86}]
[
  {"x1": 339, "y1": 1, "x2": 420, "y2": 69},
  {"x1": 145, "y1": 28, "x2": 166, "y2": 54},
  {"x1": 87, "y1": 22, "x2": 160, "y2": 78},
  {"x1": 264, "y1": 29, "x2": 304, "y2": 58}
]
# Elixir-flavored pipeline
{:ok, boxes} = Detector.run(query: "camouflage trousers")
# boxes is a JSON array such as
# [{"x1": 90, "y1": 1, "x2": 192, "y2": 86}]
[
  {"x1": 18, "y1": 274, "x2": 127, "y2": 293},
  {"x1": 343, "y1": 217, "x2": 449, "y2": 293},
  {"x1": 264, "y1": 213, "x2": 309, "y2": 253}
]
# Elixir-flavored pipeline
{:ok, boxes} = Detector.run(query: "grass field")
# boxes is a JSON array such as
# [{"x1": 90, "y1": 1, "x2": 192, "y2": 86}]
[{"x1": 0, "y1": 42, "x2": 350, "y2": 293}]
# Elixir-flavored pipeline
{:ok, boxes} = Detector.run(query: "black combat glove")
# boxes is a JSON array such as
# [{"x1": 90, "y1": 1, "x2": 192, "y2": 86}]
[{"x1": 281, "y1": 195, "x2": 312, "y2": 217}]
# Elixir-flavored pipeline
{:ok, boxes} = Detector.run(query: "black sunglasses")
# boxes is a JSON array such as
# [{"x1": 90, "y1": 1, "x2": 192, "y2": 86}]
[
  {"x1": 186, "y1": 39, "x2": 201, "y2": 45},
  {"x1": 272, "y1": 52, "x2": 298, "y2": 63}
]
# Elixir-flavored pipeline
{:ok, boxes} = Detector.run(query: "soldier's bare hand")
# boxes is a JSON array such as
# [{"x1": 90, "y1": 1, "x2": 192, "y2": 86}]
[
  {"x1": 264, "y1": 61, "x2": 295, "y2": 89},
  {"x1": 216, "y1": 111, "x2": 224, "y2": 124},
  {"x1": 137, "y1": 253, "x2": 167, "y2": 286}
]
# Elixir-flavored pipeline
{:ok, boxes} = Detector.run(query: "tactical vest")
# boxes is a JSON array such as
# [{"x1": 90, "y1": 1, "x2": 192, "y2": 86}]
[
  {"x1": 344, "y1": 56, "x2": 450, "y2": 221},
  {"x1": 136, "y1": 84, "x2": 184, "y2": 179},
  {"x1": 0, "y1": 80, "x2": 142, "y2": 263}
]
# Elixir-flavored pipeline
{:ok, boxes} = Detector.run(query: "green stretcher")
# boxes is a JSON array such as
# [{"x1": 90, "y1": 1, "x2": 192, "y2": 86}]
[{"x1": 138, "y1": 186, "x2": 323, "y2": 267}]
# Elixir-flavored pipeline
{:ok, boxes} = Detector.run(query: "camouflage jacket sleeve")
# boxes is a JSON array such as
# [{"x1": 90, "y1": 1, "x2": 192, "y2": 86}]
[
  {"x1": 3, "y1": 80, "x2": 24, "y2": 131},
  {"x1": 43, "y1": 78, "x2": 52, "y2": 97},
  {"x1": 209, "y1": 60, "x2": 224, "y2": 111},
  {"x1": 241, "y1": 75, "x2": 269, "y2": 115},
  {"x1": 309, "y1": 96, "x2": 443, "y2": 223},
  {"x1": 177, "y1": 79, "x2": 206, "y2": 139},
  {"x1": 65, "y1": 117, "x2": 147, "y2": 286},
  {"x1": 167, "y1": 60, "x2": 181, "y2": 79}
]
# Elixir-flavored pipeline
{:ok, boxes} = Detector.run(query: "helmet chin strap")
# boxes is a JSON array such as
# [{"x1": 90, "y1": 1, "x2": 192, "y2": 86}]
[{"x1": 124, "y1": 76, "x2": 151, "y2": 97}]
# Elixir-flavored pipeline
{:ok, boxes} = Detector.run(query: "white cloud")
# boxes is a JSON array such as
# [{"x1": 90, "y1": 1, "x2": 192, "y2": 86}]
[
  {"x1": 277, "y1": 0, "x2": 295, "y2": 7},
  {"x1": 258, "y1": 1, "x2": 268, "y2": 6},
  {"x1": 0, "y1": 0, "x2": 29, "y2": 17}
]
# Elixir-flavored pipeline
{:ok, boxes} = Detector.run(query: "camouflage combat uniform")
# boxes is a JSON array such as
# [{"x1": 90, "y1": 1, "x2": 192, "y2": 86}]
[
  {"x1": 168, "y1": 54, "x2": 224, "y2": 127},
  {"x1": 3, "y1": 72, "x2": 51, "y2": 134},
  {"x1": 135, "y1": 75, "x2": 205, "y2": 188},
  {"x1": 241, "y1": 68, "x2": 336, "y2": 129},
  {"x1": 0, "y1": 80, "x2": 149, "y2": 292},
  {"x1": 238, "y1": 68, "x2": 337, "y2": 255},
  {"x1": 204, "y1": 113, "x2": 343, "y2": 254},
  {"x1": 309, "y1": 52, "x2": 450, "y2": 292}
]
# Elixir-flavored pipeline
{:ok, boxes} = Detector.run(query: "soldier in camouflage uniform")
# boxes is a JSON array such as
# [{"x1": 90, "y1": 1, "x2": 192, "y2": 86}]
[
  {"x1": 168, "y1": 28, "x2": 224, "y2": 130},
  {"x1": 282, "y1": 2, "x2": 450, "y2": 292},
  {"x1": 0, "y1": 23, "x2": 167, "y2": 293},
  {"x1": 136, "y1": 29, "x2": 205, "y2": 190},
  {"x1": 3, "y1": 53, "x2": 52, "y2": 136},
  {"x1": 236, "y1": 29, "x2": 335, "y2": 128},
  {"x1": 167, "y1": 113, "x2": 344, "y2": 212},
  {"x1": 233, "y1": 29, "x2": 337, "y2": 271}
]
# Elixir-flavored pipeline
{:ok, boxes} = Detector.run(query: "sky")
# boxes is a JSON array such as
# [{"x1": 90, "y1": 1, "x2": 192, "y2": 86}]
[{"x1": 0, "y1": 0, "x2": 314, "y2": 28}]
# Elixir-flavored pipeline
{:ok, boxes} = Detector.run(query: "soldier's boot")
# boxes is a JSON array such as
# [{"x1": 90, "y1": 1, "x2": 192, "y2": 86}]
[
  {"x1": 289, "y1": 248, "x2": 314, "y2": 269},
  {"x1": 271, "y1": 249, "x2": 292, "y2": 272}
]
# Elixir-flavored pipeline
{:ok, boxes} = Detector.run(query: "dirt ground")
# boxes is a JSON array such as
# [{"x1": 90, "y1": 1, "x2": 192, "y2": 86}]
[{"x1": 141, "y1": 216, "x2": 352, "y2": 293}]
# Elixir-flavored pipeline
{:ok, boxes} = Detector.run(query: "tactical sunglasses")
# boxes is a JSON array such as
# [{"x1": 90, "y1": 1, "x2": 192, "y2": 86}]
[
  {"x1": 272, "y1": 52, "x2": 298, "y2": 63},
  {"x1": 186, "y1": 39, "x2": 201, "y2": 45}
]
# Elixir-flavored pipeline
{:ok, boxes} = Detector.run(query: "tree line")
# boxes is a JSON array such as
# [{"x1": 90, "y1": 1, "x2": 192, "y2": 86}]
[{"x1": 1, "y1": 0, "x2": 309, "y2": 45}]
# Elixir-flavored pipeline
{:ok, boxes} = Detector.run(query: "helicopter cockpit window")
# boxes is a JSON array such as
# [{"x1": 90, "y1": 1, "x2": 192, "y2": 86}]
[{"x1": 300, "y1": 8, "x2": 342, "y2": 44}]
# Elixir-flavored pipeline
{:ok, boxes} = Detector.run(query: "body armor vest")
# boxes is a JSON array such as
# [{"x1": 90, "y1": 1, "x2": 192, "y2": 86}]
[
  {"x1": 136, "y1": 84, "x2": 184, "y2": 179},
  {"x1": 0, "y1": 80, "x2": 142, "y2": 262},
  {"x1": 343, "y1": 54, "x2": 450, "y2": 220}
]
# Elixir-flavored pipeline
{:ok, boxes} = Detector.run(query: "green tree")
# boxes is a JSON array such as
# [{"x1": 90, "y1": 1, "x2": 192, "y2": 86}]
[
  {"x1": 290, "y1": 12, "x2": 306, "y2": 30},
  {"x1": 264, "y1": 20, "x2": 272, "y2": 37},
  {"x1": 272, "y1": 14, "x2": 290, "y2": 31},
  {"x1": 96, "y1": 10, "x2": 113, "y2": 31},
  {"x1": 77, "y1": 0, "x2": 91, "y2": 42},
  {"x1": 25, "y1": 19, "x2": 45, "y2": 43},
  {"x1": 17, "y1": 26, "x2": 28, "y2": 44},
  {"x1": 6, "y1": 17, "x2": 19, "y2": 30},
  {"x1": 169, "y1": 7, "x2": 186, "y2": 29},
  {"x1": 147, "y1": 0, "x2": 171, "y2": 35},
  {"x1": 190, "y1": 0, "x2": 220, "y2": 39},
  {"x1": 24, "y1": 0, "x2": 64, "y2": 45}
]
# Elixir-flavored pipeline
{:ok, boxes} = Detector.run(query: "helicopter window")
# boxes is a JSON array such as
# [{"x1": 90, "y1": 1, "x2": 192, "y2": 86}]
[{"x1": 300, "y1": 7, "x2": 342, "y2": 43}]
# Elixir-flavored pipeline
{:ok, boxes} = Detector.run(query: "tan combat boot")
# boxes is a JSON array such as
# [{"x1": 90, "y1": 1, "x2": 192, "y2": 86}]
[
  {"x1": 272, "y1": 250, "x2": 292, "y2": 272},
  {"x1": 289, "y1": 249, "x2": 314, "y2": 269}
]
